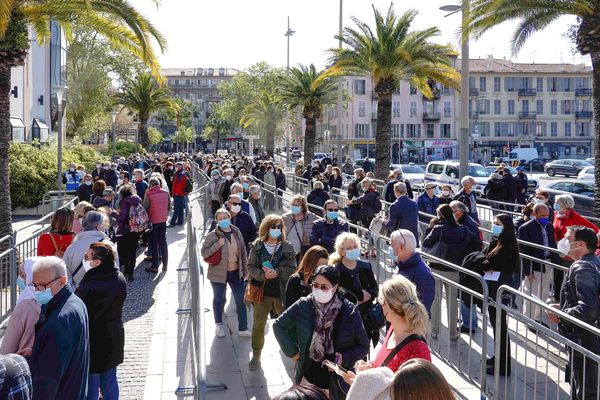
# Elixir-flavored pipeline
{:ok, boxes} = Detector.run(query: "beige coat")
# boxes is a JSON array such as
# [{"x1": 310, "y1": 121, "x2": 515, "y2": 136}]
[{"x1": 201, "y1": 225, "x2": 248, "y2": 284}]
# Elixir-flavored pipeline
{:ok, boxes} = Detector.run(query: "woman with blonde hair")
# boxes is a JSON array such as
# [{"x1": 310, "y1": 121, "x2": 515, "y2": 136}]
[
  {"x1": 285, "y1": 246, "x2": 329, "y2": 309},
  {"x1": 72, "y1": 201, "x2": 95, "y2": 234},
  {"x1": 248, "y1": 214, "x2": 297, "y2": 371}
]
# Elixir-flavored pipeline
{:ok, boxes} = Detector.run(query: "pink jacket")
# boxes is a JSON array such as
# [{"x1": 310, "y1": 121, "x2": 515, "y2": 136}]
[{"x1": 143, "y1": 186, "x2": 171, "y2": 224}]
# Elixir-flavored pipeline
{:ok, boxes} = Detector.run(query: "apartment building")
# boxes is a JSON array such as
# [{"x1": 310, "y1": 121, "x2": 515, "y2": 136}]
[{"x1": 465, "y1": 58, "x2": 594, "y2": 161}]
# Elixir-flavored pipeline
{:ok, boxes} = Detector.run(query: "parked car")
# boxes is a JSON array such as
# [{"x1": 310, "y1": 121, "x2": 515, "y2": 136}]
[
  {"x1": 313, "y1": 152, "x2": 327, "y2": 162},
  {"x1": 353, "y1": 158, "x2": 375, "y2": 170},
  {"x1": 542, "y1": 180, "x2": 594, "y2": 217},
  {"x1": 577, "y1": 166, "x2": 595, "y2": 180},
  {"x1": 291, "y1": 149, "x2": 302, "y2": 160},
  {"x1": 586, "y1": 157, "x2": 595, "y2": 163},
  {"x1": 544, "y1": 159, "x2": 592, "y2": 177},
  {"x1": 525, "y1": 158, "x2": 547, "y2": 172},
  {"x1": 389, "y1": 163, "x2": 425, "y2": 189},
  {"x1": 484, "y1": 166, "x2": 539, "y2": 192},
  {"x1": 424, "y1": 161, "x2": 489, "y2": 196}
]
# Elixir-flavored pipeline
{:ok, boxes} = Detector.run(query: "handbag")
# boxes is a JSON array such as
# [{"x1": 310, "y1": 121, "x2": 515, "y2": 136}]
[
  {"x1": 244, "y1": 279, "x2": 264, "y2": 304},
  {"x1": 422, "y1": 226, "x2": 448, "y2": 259},
  {"x1": 363, "y1": 301, "x2": 386, "y2": 332},
  {"x1": 368, "y1": 213, "x2": 387, "y2": 237},
  {"x1": 203, "y1": 248, "x2": 221, "y2": 266}
]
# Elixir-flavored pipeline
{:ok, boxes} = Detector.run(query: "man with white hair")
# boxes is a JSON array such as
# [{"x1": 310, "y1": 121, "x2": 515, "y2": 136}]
[
  {"x1": 385, "y1": 182, "x2": 419, "y2": 245},
  {"x1": 230, "y1": 182, "x2": 256, "y2": 223},
  {"x1": 28, "y1": 257, "x2": 89, "y2": 399},
  {"x1": 389, "y1": 229, "x2": 435, "y2": 314},
  {"x1": 219, "y1": 168, "x2": 235, "y2": 203},
  {"x1": 453, "y1": 175, "x2": 479, "y2": 223}
]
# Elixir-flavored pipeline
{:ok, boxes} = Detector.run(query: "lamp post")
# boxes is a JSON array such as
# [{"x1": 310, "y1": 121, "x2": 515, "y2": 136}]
[
  {"x1": 189, "y1": 94, "x2": 195, "y2": 154},
  {"x1": 336, "y1": 0, "x2": 343, "y2": 164},
  {"x1": 441, "y1": 1, "x2": 470, "y2": 180},
  {"x1": 285, "y1": 17, "x2": 295, "y2": 165},
  {"x1": 54, "y1": 85, "x2": 68, "y2": 192},
  {"x1": 110, "y1": 111, "x2": 118, "y2": 161}
]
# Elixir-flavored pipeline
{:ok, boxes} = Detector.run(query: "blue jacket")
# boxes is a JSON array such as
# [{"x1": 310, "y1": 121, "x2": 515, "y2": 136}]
[
  {"x1": 384, "y1": 179, "x2": 413, "y2": 202},
  {"x1": 310, "y1": 218, "x2": 349, "y2": 253},
  {"x1": 384, "y1": 196, "x2": 419, "y2": 246},
  {"x1": 518, "y1": 219, "x2": 561, "y2": 274},
  {"x1": 395, "y1": 253, "x2": 435, "y2": 315},
  {"x1": 453, "y1": 189, "x2": 479, "y2": 223},
  {"x1": 29, "y1": 285, "x2": 89, "y2": 400},
  {"x1": 417, "y1": 193, "x2": 439, "y2": 223},
  {"x1": 422, "y1": 221, "x2": 471, "y2": 269},
  {"x1": 135, "y1": 179, "x2": 149, "y2": 200},
  {"x1": 63, "y1": 170, "x2": 80, "y2": 191},
  {"x1": 231, "y1": 210, "x2": 258, "y2": 245}
]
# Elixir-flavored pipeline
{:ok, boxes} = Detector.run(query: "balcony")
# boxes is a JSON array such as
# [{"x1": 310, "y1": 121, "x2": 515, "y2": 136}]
[
  {"x1": 518, "y1": 112, "x2": 537, "y2": 119},
  {"x1": 423, "y1": 112, "x2": 441, "y2": 121},
  {"x1": 575, "y1": 111, "x2": 593, "y2": 119},
  {"x1": 576, "y1": 88, "x2": 593, "y2": 96},
  {"x1": 518, "y1": 88, "x2": 537, "y2": 97},
  {"x1": 423, "y1": 88, "x2": 441, "y2": 100},
  {"x1": 469, "y1": 88, "x2": 479, "y2": 97}
]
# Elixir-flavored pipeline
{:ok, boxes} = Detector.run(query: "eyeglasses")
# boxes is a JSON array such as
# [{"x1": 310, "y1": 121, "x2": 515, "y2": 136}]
[
  {"x1": 270, "y1": 225, "x2": 282, "y2": 229},
  {"x1": 311, "y1": 282, "x2": 333, "y2": 291},
  {"x1": 327, "y1": 208, "x2": 339, "y2": 212},
  {"x1": 29, "y1": 276, "x2": 61, "y2": 291},
  {"x1": 229, "y1": 202, "x2": 241, "y2": 206}
]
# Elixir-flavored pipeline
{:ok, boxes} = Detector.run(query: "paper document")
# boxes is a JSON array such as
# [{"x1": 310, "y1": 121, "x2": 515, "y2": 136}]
[{"x1": 483, "y1": 271, "x2": 501, "y2": 281}]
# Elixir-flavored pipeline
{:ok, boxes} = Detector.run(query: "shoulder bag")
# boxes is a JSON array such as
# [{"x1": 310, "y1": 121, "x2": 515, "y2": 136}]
[{"x1": 244, "y1": 243, "x2": 277, "y2": 304}]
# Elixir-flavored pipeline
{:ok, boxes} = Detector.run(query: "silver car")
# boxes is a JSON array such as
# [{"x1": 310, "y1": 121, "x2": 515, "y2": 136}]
[{"x1": 542, "y1": 180, "x2": 594, "y2": 217}]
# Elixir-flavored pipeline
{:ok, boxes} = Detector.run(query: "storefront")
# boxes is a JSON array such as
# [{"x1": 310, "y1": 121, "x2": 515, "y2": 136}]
[
  {"x1": 424, "y1": 140, "x2": 457, "y2": 162},
  {"x1": 535, "y1": 141, "x2": 592, "y2": 159}
]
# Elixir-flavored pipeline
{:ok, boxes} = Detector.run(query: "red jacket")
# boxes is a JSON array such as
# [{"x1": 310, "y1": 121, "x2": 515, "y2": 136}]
[
  {"x1": 171, "y1": 171, "x2": 189, "y2": 197},
  {"x1": 144, "y1": 186, "x2": 170, "y2": 224},
  {"x1": 37, "y1": 232, "x2": 75, "y2": 257},
  {"x1": 553, "y1": 209, "x2": 599, "y2": 242}
]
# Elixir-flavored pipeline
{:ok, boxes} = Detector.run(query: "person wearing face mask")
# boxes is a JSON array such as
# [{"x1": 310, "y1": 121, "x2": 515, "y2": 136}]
[
  {"x1": 248, "y1": 185, "x2": 265, "y2": 228},
  {"x1": 92, "y1": 161, "x2": 104, "y2": 181},
  {"x1": 548, "y1": 226, "x2": 600, "y2": 400},
  {"x1": 132, "y1": 169, "x2": 149, "y2": 200},
  {"x1": 207, "y1": 169, "x2": 224, "y2": 213},
  {"x1": 328, "y1": 167, "x2": 343, "y2": 197},
  {"x1": 347, "y1": 178, "x2": 382, "y2": 232},
  {"x1": 240, "y1": 176, "x2": 252, "y2": 200},
  {"x1": 167, "y1": 163, "x2": 190, "y2": 227},
  {"x1": 28, "y1": 256, "x2": 89, "y2": 399},
  {"x1": 282, "y1": 195, "x2": 320, "y2": 263},
  {"x1": 437, "y1": 184, "x2": 453, "y2": 205},
  {"x1": 230, "y1": 182, "x2": 256, "y2": 224},
  {"x1": 330, "y1": 233, "x2": 379, "y2": 346},
  {"x1": 103, "y1": 163, "x2": 119, "y2": 190},
  {"x1": 71, "y1": 201, "x2": 95, "y2": 234},
  {"x1": 307, "y1": 181, "x2": 331, "y2": 215},
  {"x1": 384, "y1": 169, "x2": 414, "y2": 203},
  {"x1": 551, "y1": 194, "x2": 599, "y2": 304},
  {"x1": 263, "y1": 165, "x2": 277, "y2": 211},
  {"x1": 518, "y1": 204, "x2": 561, "y2": 327},
  {"x1": 417, "y1": 182, "x2": 440, "y2": 223},
  {"x1": 75, "y1": 242, "x2": 126, "y2": 400},
  {"x1": 274, "y1": 265, "x2": 369, "y2": 399},
  {"x1": 201, "y1": 209, "x2": 250, "y2": 338},
  {"x1": 219, "y1": 168, "x2": 236, "y2": 204},
  {"x1": 217, "y1": 194, "x2": 257, "y2": 250},
  {"x1": 275, "y1": 167, "x2": 287, "y2": 210},
  {"x1": 63, "y1": 162, "x2": 80, "y2": 191},
  {"x1": 453, "y1": 176, "x2": 479, "y2": 223},
  {"x1": 515, "y1": 167, "x2": 529, "y2": 204},
  {"x1": 384, "y1": 182, "x2": 419, "y2": 245},
  {"x1": 0, "y1": 258, "x2": 42, "y2": 355},
  {"x1": 163, "y1": 161, "x2": 175, "y2": 194},
  {"x1": 76, "y1": 174, "x2": 94, "y2": 203},
  {"x1": 533, "y1": 189, "x2": 554, "y2": 222},
  {"x1": 285, "y1": 246, "x2": 330, "y2": 309},
  {"x1": 310, "y1": 200, "x2": 349, "y2": 254},
  {"x1": 389, "y1": 229, "x2": 435, "y2": 314},
  {"x1": 248, "y1": 215, "x2": 297, "y2": 371},
  {"x1": 484, "y1": 173, "x2": 507, "y2": 212}
]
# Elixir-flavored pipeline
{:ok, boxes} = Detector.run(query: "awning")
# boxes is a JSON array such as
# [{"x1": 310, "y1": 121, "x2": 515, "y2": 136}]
[
  {"x1": 10, "y1": 117, "x2": 25, "y2": 142},
  {"x1": 32, "y1": 119, "x2": 49, "y2": 143}
]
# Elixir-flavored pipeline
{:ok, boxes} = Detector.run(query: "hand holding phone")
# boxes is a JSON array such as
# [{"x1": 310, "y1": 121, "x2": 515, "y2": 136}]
[
  {"x1": 322, "y1": 359, "x2": 347, "y2": 377},
  {"x1": 262, "y1": 261, "x2": 274, "y2": 270}
]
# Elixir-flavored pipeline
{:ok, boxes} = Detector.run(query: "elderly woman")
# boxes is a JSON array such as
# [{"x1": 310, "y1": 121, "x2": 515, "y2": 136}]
[
  {"x1": 274, "y1": 265, "x2": 370, "y2": 399},
  {"x1": 0, "y1": 258, "x2": 42, "y2": 355},
  {"x1": 115, "y1": 184, "x2": 143, "y2": 281},
  {"x1": 285, "y1": 246, "x2": 330, "y2": 309},
  {"x1": 282, "y1": 195, "x2": 320, "y2": 262},
  {"x1": 248, "y1": 214, "x2": 297, "y2": 371},
  {"x1": 201, "y1": 208, "x2": 249, "y2": 338},
  {"x1": 72, "y1": 201, "x2": 95, "y2": 234},
  {"x1": 330, "y1": 232, "x2": 379, "y2": 346},
  {"x1": 37, "y1": 208, "x2": 75, "y2": 257},
  {"x1": 248, "y1": 185, "x2": 265, "y2": 228},
  {"x1": 307, "y1": 181, "x2": 331, "y2": 215},
  {"x1": 347, "y1": 177, "x2": 381, "y2": 229}
]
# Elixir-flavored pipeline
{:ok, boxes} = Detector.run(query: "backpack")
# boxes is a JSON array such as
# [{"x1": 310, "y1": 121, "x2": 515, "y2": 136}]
[
  {"x1": 373, "y1": 193, "x2": 382, "y2": 213},
  {"x1": 129, "y1": 203, "x2": 150, "y2": 232},
  {"x1": 48, "y1": 233, "x2": 72, "y2": 258},
  {"x1": 184, "y1": 174, "x2": 194, "y2": 193}
]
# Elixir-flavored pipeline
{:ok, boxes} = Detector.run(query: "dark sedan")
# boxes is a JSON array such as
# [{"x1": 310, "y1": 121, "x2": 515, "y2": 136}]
[{"x1": 544, "y1": 159, "x2": 592, "y2": 177}]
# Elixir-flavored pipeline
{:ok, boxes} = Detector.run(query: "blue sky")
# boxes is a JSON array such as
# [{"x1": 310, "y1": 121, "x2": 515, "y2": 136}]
[{"x1": 131, "y1": 0, "x2": 590, "y2": 70}]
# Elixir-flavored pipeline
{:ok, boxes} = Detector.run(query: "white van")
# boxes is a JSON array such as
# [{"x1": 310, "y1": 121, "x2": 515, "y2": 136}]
[
  {"x1": 508, "y1": 148, "x2": 539, "y2": 163},
  {"x1": 424, "y1": 161, "x2": 490, "y2": 196}
]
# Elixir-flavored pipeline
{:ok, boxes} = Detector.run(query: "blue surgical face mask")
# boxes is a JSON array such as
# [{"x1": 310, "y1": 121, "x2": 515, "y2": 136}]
[
  {"x1": 291, "y1": 206, "x2": 302, "y2": 215},
  {"x1": 35, "y1": 288, "x2": 54, "y2": 305},
  {"x1": 242, "y1": 183, "x2": 250, "y2": 190},
  {"x1": 16, "y1": 276, "x2": 25, "y2": 291},
  {"x1": 326, "y1": 211, "x2": 339, "y2": 220},
  {"x1": 388, "y1": 246, "x2": 397, "y2": 260},
  {"x1": 538, "y1": 217, "x2": 549, "y2": 226},
  {"x1": 345, "y1": 248, "x2": 361, "y2": 261},
  {"x1": 217, "y1": 219, "x2": 231, "y2": 230},
  {"x1": 269, "y1": 228, "x2": 282, "y2": 239},
  {"x1": 491, "y1": 224, "x2": 503, "y2": 236},
  {"x1": 553, "y1": 203, "x2": 561, "y2": 211}
]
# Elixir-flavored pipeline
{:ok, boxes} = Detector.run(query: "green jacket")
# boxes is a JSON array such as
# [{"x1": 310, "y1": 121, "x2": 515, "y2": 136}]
[{"x1": 248, "y1": 239, "x2": 297, "y2": 301}]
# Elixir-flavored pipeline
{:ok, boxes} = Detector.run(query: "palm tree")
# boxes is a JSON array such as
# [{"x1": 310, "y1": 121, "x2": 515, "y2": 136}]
[
  {"x1": 278, "y1": 64, "x2": 338, "y2": 166},
  {"x1": 467, "y1": 0, "x2": 600, "y2": 218},
  {"x1": 0, "y1": 0, "x2": 166, "y2": 237},
  {"x1": 114, "y1": 73, "x2": 177, "y2": 148},
  {"x1": 205, "y1": 105, "x2": 231, "y2": 153},
  {"x1": 240, "y1": 91, "x2": 284, "y2": 157},
  {"x1": 329, "y1": 5, "x2": 460, "y2": 179}
]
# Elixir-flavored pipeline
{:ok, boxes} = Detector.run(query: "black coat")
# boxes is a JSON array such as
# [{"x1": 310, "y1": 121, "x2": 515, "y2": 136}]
[
  {"x1": 76, "y1": 184, "x2": 93, "y2": 203},
  {"x1": 384, "y1": 179, "x2": 413, "y2": 202},
  {"x1": 284, "y1": 272, "x2": 312, "y2": 309},
  {"x1": 76, "y1": 262, "x2": 127, "y2": 373},
  {"x1": 502, "y1": 174, "x2": 518, "y2": 203},
  {"x1": 423, "y1": 222, "x2": 472, "y2": 271},
  {"x1": 518, "y1": 219, "x2": 561, "y2": 274},
  {"x1": 484, "y1": 178, "x2": 507, "y2": 202}
]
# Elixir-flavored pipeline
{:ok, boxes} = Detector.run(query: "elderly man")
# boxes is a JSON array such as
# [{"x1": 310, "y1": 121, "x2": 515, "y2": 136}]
[
  {"x1": 518, "y1": 203, "x2": 561, "y2": 326},
  {"x1": 247, "y1": 185, "x2": 264, "y2": 228},
  {"x1": 230, "y1": 182, "x2": 256, "y2": 224},
  {"x1": 28, "y1": 257, "x2": 89, "y2": 399},
  {"x1": 309, "y1": 199, "x2": 349, "y2": 253},
  {"x1": 453, "y1": 176, "x2": 479, "y2": 223},
  {"x1": 224, "y1": 194, "x2": 257, "y2": 246},
  {"x1": 384, "y1": 182, "x2": 419, "y2": 245},
  {"x1": 63, "y1": 211, "x2": 119, "y2": 287},
  {"x1": 384, "y1": 169, "x2": 413, "y2": 202},
  {"x1": 549, "y1": 226, "x2": 600, "y2": 400},
  {"x1": 389, "y1": 229, "x2": 435, "y2": 314},
  {"x1": 417, "y1": 182, "x2": 439, "y2": 223}
]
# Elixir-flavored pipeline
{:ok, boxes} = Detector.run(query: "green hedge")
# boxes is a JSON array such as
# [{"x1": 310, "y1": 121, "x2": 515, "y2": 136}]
[{"x1": 9, "y1": 143, "x2": 106, "y2": 209}]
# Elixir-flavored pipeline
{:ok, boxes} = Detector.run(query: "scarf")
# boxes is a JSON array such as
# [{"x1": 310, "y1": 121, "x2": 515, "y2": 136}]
[
  {"x1": 308, "y1": 293, "x2": 343, "y2": 362},
  {"x1": 17, "y1": 257, "x2": 42, "y2": 304}
]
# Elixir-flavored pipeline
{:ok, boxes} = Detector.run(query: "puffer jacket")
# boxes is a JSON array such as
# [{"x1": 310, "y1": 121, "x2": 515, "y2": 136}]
[
  {"x1": 248, "y1": 239, "x2": 297, "y2": 300},
  {"x1": 423, "y1": 221, "x2": 472, "y2": 271},
  {"x1": 200, "y1": 225, "x2": 248, "y2": 284},
  {"x1": 484, "y1": 178, "x2": 507, "y2": 202},
  {"x1": 115, "y1": 195, "x2": 142, "y2": 235},
  {"x1": 307, "y1": 189, "x2": 331, "y2": 214}
]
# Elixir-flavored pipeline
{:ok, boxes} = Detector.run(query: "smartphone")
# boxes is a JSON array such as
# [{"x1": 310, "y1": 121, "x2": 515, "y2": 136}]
[
  {"x1": 262, "y1": 261, "x2": 274, "y2": 270},
  {"x1": 322, "y1": 359, "x2": 347, "y2": 376}
]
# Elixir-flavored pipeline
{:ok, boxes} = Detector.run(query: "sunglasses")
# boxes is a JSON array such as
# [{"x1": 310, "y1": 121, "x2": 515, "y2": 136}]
[
  {"x1": 311, "y1": 282, "x2": 333, "y2": 291},
  {"x1": 327, "y1": 208, "x2": 339, "y2": 212},
  {"x1": 270, "y1": 225, "x2": 282, "y2": 229},
  {"x1": 229, "y1": 202, "x2": 241, "y2": 206}
]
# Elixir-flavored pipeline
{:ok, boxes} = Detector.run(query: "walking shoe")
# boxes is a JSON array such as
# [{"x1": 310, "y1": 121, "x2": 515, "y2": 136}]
[
  {"x1": 215, "y1": 324, "x2": 226, "y2": 338},
  {"x1": 145, "y1": 267, "x2": 159, "y2": 273},
  {"x1": 460, "y1": 326, "x2": 476, "y2": 334},
  {"x1": 238, "y1": 330, "x2": 252, "y2": 337},
  {"x1": 249, "y1": 354, "x2": 261, "y2": 371}
]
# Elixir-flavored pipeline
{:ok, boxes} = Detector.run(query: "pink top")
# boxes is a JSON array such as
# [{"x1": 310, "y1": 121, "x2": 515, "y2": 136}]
[
  {"x1": 372, "y1": 327, "x2": 431, "y2": 372},
  {"x1": 0, "y1": 298, "x2": 40, "y2": 355}
]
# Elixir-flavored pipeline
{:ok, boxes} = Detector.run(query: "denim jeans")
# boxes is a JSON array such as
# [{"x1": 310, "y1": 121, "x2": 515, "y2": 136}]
[
  {"x1": 170, "y1": 196, "x2": 185, "y2": 225},
  {"x1": 151, "y1": 222, "x2": 168, "y2": 269},
  {"x1": 210, "y1": 270, "x2": 247, "y2": 331},
  {"x1": 87, "y1": 367, "x2": 118, "y2": 400}
]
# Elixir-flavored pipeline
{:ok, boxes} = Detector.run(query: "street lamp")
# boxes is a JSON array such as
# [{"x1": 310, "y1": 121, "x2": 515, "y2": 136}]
[
  {"x1": 189, "y1": 94, "x2": 195, "y2": 154},
  {"x1": 336, "y1": 0, "x2": 343, "y2": 164},
  {"x1": 54, "y1": 85, "x2": 68, "y2": 192},
  {"x1": 110, "y1": 111, "x2": 118, "y2": 161},
  {"x1": 285, "y1": 17, "x2": 295, "y2": 165},
  {"x1": 441, "y1": 1, "x2": 470, "y2": 180}
]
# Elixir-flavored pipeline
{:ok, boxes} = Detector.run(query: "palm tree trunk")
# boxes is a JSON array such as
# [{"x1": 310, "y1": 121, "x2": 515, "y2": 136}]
[
  {"x1": 266, "y1": 120, "x2": 276, "y2": 157},
  {"x1": 304, "y1": 116, "x2": 316, "y2": 167},
  {"x1": 0, "y1": 65, "x2": 13, "y2": 239},
  {"x1": 374, "y1": 92, "x2": 392, "y2": 180},
  {"x1": 139, "y1": 118, "x2": 148, "y2": 148},
  {"x1": 591, "y1": 52, "x2": 600, "y2": 220}
]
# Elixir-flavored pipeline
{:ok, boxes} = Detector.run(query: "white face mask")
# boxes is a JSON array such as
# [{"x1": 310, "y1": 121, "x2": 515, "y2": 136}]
[
  {"x1": 441, "y1": 190, "x2": 450, "y2": 197},
  {"x1": 225, "y1": 175, "x2": 233, "y2": 181},
  {"x1": 82, "y1": 260, "x2": 94, "y2": 273},
  {"x1": 117, "y1": 179, "x2": 123, "y2": 186},
  {"x1": 534, "y1": 198, "x2": 545, "y2": 205},
  {"x1": 230, "y1": 204, "x2": 241, "y2": 213},
  {"x1": 557, "y1": 237, "x2": 571, "y2": 256},
  {"x1": 313, "y1": 287, "x2": 335, "y2": 303}
]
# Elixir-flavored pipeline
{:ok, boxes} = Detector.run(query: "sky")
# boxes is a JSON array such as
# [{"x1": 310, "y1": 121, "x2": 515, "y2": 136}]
[{"x1": 130, "y1": 0, "x2": 590, "y2": 71}]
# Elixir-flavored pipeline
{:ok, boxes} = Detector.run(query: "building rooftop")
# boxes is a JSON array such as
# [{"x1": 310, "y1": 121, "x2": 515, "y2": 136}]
[
  {"x1": 162, "y1": 67, "x2": 240, "y2": 77},
  {"x1": 458, "y1": 58, "x2": 592, "y2": 74}
]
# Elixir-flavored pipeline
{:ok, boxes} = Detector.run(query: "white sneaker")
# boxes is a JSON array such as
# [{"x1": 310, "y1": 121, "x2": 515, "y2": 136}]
[
  {"x1": 215, "y1": 324, "x2": 226, "y2": 338},
  {"x1": 238, "y1": 329, "x2": 252, "y2": 337}
]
